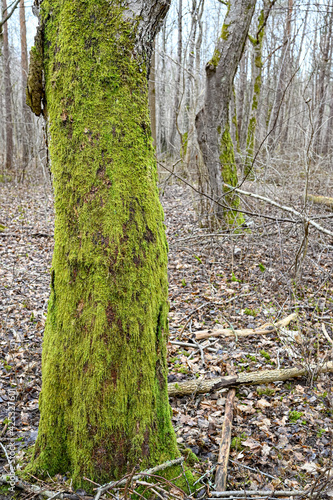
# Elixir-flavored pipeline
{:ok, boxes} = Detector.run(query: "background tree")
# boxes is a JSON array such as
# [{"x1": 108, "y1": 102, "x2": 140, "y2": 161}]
[
  {"x1": 195, "y1": 0, "x2": 256, "y2": 223},
  {"x1": 2, "y1": 0, "x2": 14, "y2": 172},
  {"x1": 26, "y1": 0, "x2": 178, "y2": 488}
]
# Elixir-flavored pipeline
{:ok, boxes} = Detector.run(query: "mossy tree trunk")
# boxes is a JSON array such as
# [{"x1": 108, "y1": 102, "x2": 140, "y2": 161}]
[
  {"x1": 244, "y1": 0, "x2": 273, "y2": 177},
  {"x1": 195, "y1": 0, "x2": 256, "y2": 225},
  {"x1": 26, "y1": 0, "x2": 178, "y2": 489}
]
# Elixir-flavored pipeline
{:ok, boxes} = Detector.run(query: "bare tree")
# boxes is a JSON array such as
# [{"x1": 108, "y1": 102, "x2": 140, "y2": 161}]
[
  {"x1": 169, "y1": 0, "x2": 183, "y2": 152},
  {"x1": 2, "y1": 0, "x2": 14, "y2": 172},
  {"x1": 266, "y1": 0, "x2": 293, "y2": 151},
  {"x1": 19, "y1": 0, "x2": 32, "y2": 171}
]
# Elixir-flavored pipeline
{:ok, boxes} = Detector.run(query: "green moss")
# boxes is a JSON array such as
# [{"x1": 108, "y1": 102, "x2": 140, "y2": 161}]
[
  {"x1": 156, "y1": 463, "x2": 200, "y2": 495},
  {"x1": 231, "y1": 432, "x2": 247, "y2": 451},
  {"x1": 181, "y1": 131, "x2": 188, "y2": 158},
  {"x1": 25, "y1": 0, "x2": 178, "y2": 489},
  {"x1": 184, "y1": 448, "x2": 199, "y2": 466},
  {"x1": 220, "y1": 123, "x2": 244, "y2": 226},
  {"x1": 210, "y1": 48, "x2": 221, "y2": 67},
  {"x1": 221, "y1": 23, "x2": 229, "y2": 41},
  {"x1": 244, "y1": 308, "x2": 257, "y2": 317},
  {"x1": 289, "y1": 411, "x2": 303, "y2": 423},
  {"x1": 260, "y1": 350, "x2": 270, "y2": 360},
  {"x1": 232, "y1": 85, "x2": 240, "y2": 153},
  {"x1": 0, "y1": 224, "x2": 7, "y2": 232},
  {"x1": 0, "y1": 174, "x2": 12, "y2": 182},
  {"x1": 257, "y1": 386, "x2": 275, "y2": 396}
]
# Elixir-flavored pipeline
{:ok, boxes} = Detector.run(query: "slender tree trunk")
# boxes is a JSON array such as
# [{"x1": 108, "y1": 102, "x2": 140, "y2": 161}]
[
  {"x1": 169, "y1": 0, "x2": 182, "y2": 152},
  {"x1": 267, "y1": 0, "x2": 293, "y2": 151},
  {"x1": 158, "y1": 24, "x2": 167, "y2": 153},
  {"x1": 26, "y1": 0, "x2": 178, "y2": 488},
  {"x1": 313, "y1": 1, "x2": 333, "y2": 155},
  {"x1": 2, "y1": 0, "x2": 14, "y2": 172},
  {"x1": 195, "y1": 0, "x2": 256, "y2": 224},
  {"x1": 237, "y1": 50, "x2": 247, "y2": 149},
  {"x1": 149, "y1": 41, "x2": 157, "y2": 148},
  {"x1": 184, "y1": 0, "x2": 205, "y2": 168},
  {"x1": 323, "y1": 96, "x2": 333, "y2": 155},
  {"x1": 20, "y1": 0, "x2": 32, "y2": 171},
  {"x1": 183, "y1": 0, "x2": 197, "y2": 153}
]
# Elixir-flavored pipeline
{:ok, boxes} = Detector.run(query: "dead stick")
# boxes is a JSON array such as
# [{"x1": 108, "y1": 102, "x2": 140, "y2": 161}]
[
  {"x1": 215, "y1": 388, "x2": 236, "y2": 491},
  {"x1": 195, "y1": 314, "x2": 296, "y2": 341},
  {"x1": 322, "y1": 323, "x2": 333, "y2": 344},
  {"x1": 167, "y1": 362, "x2": 333, "y2": 397},
  {"x1": 211, "y1": 489, "x2": 310, "y2": 497}
]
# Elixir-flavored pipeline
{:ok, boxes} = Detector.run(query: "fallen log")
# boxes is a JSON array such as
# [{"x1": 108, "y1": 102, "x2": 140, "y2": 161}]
[
  {"x1": 195, "y1": 313, "x2": 296, "y2": 341},
  {"x1": 307, "y1": 194, "x2": 333, "y2": 210},
  {"x1": 167, "y1": 362, "x2": 333, "y2": 396}
]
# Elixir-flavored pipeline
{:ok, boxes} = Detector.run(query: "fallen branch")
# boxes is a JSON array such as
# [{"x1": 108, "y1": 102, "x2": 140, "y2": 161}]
[
  {"x1": 94, "y1": 457, "x2": 184, "y2": 500},
  {"x1": 307, "y1": 194, "x2": 333, "y2": 210},
  {"x1": 224, "y1": 183, "x2": 333, "y2": 238},
  {"x1": 322, "y1": 323, "x2": 333, "y2": 345},
  {"x1": 215, "y1": 386, "x2": 236, "y2": 491},
  {"x1": 195, "y1": 313, "x2": 296, "y2": 340},
  {"x1": 210, "y1": 489, "x2": 310, "y2": 497},
  {"x1": 0, "y1": 458, "x2": 185, "y2": 500},
  {"x1": 0, "y1": 475, "x2": 64, "y2": 499},
  {"x1": 167, "y1": 362, "x2": 333, "y2": 396}
]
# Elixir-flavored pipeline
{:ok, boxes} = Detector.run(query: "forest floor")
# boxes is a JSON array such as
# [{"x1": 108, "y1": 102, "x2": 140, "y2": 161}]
[{"x1": 0, "y1": 169, "x2": 333, "y2": 498}]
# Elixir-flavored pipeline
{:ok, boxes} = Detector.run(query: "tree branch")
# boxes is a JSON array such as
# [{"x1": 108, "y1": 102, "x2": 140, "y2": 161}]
[
  {"x1": 0, "y1": 0, "x2": 20, "y2": 28},
  {"x1": 224, "y1": 183, "x2": 333, "y2": 238}
]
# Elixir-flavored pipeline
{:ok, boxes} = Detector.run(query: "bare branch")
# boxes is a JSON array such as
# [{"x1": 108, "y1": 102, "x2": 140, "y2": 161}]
[{"x1": 0, "y1": 0, "x2": 20, "y2": 29}]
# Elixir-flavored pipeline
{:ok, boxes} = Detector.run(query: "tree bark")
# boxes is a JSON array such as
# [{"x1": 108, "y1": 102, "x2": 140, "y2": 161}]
[
  {"x1": 26, "y1": 0, "x2": 178, "y2": 488},
  {"x1": 2, "y1": 0, "x2": 14, "y2": 172},
  {"x1": 195, "y1": 0, "x2": 256, "y2": 223}
]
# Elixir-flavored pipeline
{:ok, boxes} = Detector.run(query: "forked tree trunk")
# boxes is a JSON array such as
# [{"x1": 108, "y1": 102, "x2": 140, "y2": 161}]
[
  {"x1": 195, "y1": 0, "x2": 256, "y2": 223},
  {"x1": 244, "y1": 0, "x2": 272, "y2": 176},
  {"x1": 26, "y1": 0, "x2": 178, "y2": 489}
]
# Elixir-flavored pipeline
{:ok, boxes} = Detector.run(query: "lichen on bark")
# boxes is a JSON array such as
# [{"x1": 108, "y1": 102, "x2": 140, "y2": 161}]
[{"x1": 25, "y1": 0, "x2": 178, "y2": 489}]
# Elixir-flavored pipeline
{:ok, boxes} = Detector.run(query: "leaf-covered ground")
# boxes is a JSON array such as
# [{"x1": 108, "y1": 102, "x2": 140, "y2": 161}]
[{"x1": 0, "y1": 178, "x2": 333, "y2": 496}]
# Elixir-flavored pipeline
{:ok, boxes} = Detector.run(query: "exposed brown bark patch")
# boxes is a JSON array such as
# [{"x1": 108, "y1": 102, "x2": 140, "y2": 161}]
[
  {"x1": 106, "y1": 303, "x2": 116, "y2": 326},
  {"x1": 142, "y1": 427, "x2": 150, "y2": 457},
  {"x1": 77, "y1": 299, "x2": 84, "y2": 316},
  {"x1": 144, "y1": 226, "x2": 156, "y2": 243},
  {"x1": 155, "y1": 359, "x2": 166, "y2": 389}
]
